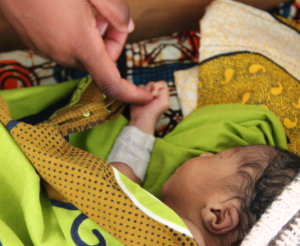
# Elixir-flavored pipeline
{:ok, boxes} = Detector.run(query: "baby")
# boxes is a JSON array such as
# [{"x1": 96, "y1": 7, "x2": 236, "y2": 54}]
[{"x1": 107, "y1": 81, "x2": 300, "y2": 246}]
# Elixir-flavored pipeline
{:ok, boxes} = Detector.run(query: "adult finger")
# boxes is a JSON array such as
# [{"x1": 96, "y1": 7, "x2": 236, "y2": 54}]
[
  {"x1": 103, "y1": 25, "x2": 128, "y2": 61},
  {"x1": 79, "y1": 31, "x2": 152, "y2": 103},
  {"x1": 89, "y1": 0, "x2": 133, "y2": 33},
  {"x1": 94, "y1": 14, "x2": 127, "y2": 61},
  {"x1": 95, "y1": 14, "x2": 109, "y2": 36}
]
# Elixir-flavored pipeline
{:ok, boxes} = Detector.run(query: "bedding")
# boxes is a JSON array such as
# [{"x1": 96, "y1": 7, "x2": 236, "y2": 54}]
[
  {"x1": 174, "y1": 0, "x2": 300, "y2": 157},
  {"x1": 197, "y1": 0, "x2": 300, "y2": 156},
  {"x1": 173, "y1": 0, "x2": 300, "y2": 245},
  {"x1": 0, "y1": 1, "x2": 299, "y2": 245},
  {"x1": 0, "y1": 78, "x2": 288, "y2": 245},
  {"x1": 0, "y1": 1, "x2": 299, "y2": 139},
  {"x1": 0, "y1": 81, "x2": 197, "y2": 246},
  {"x1": 174, "y1": 66, "x2": 199, "y2": 117},
  {"x1": 0, "y1": 31, "x2": 200, "y2": 138}
]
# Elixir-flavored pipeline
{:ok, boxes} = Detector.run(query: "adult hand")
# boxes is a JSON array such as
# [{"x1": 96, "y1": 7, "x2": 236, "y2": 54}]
[{"x1": 0, "y1": 0, "x2": 153, "y2": 103}]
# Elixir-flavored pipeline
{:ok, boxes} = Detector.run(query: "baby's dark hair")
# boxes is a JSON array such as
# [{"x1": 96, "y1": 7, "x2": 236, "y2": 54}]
[{"x1": 233, "y1": 145, "x2": 300, "y2": 245}]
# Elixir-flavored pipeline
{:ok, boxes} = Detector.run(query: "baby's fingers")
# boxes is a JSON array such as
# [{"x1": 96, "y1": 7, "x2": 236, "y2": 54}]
[
  {"x1": 144, "y1": 82, "x2": 161, "y2": 97},
  {"x1": 144, "y1": 82, "x2": 156, "y2": 95},
  {"x1": 148, "y1": 81, "x2": 168, "y2": 97},
  {"x1": 156, "y1": 81, "x2": 169, "y2": 97}
]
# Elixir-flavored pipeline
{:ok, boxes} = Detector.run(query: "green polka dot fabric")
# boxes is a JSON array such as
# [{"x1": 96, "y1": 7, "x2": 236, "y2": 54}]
[{"x1": 0, "y1": 83, "x2": 197, "y2": 246}]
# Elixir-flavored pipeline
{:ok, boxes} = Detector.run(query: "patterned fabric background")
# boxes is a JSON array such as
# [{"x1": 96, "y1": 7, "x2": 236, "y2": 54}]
[
  {"x1": 0, "y1": 0, "x2": 298, "y2": 137},
  {"x1": 271, "y1": 0, "x2": 300, "y2": 20},
  {"x1": 119, "y1": 31, "x2": 199, "y2": 137},
  {"x1": 0, "y1": 51, "x2": 88, "y2": 89},
  {"x1": 0, "y1": 31, "x2": 200, "y2": 137}
]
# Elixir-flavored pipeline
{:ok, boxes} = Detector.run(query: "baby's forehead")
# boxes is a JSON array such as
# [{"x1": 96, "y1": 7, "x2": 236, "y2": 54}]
[
  {"x1": 231, "y1": 145, "x2": 273, "y2": 168},
  {"x1": 223, "y1": 145, "x2": 273, "y2": 189}
]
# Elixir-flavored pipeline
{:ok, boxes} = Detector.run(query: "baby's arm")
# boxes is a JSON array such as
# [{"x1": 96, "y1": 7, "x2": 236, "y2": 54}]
[{"x1": 108, "y1": 81, "x2": 170, "y2": 184}]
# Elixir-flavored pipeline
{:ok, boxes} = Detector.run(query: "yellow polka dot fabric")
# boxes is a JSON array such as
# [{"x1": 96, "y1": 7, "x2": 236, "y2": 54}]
[
  {"x1": 46, "y1": 78, "x2": 125, "y2": 137},
  {"x1": 0, "y1": 92, "x2": 197, "y2": 245},
  {"x1": 197, "y1": 52, "x2": 300, "y2": 156},
  {"x1": 0, "y1": 95, "x2": 11, "y2": 125}
]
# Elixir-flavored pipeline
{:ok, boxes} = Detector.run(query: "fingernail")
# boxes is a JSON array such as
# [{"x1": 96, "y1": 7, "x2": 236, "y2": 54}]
[{"x1": 128, "y1": 18, "x2": 135, "y2": 33}]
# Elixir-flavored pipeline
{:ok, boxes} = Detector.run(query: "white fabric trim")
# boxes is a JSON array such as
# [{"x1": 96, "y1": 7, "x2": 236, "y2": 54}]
[
  {"x1": 112, "y1": 168, "x2": 194, "y2": 237},
  {"x1": 107, "y1": 126, "x2": 155, "y2": 181}
]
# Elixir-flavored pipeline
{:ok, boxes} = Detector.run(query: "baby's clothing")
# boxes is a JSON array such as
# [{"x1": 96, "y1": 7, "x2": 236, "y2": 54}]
[{"x1": 107, "y1": 126, "x2": 155, "y2": 181}]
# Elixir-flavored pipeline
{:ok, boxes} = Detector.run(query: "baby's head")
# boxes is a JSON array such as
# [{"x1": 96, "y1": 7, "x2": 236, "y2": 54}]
[{"x1": 161, "y1": 145, "x2": 300, "y2": 246}]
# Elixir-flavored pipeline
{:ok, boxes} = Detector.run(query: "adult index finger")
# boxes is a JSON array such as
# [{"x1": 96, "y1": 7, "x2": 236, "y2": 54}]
[{"x1": 78, "y1": 29, "x2": 152, "y2": 104}]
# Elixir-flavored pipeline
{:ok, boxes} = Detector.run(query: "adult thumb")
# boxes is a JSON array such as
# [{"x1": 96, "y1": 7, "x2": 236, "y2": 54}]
[{"x1": 92, "y1": 70, "x2": 154, "y2": 104}]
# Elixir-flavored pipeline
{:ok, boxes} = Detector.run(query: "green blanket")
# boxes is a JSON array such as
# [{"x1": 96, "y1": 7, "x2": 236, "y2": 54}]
[
  {"x1": 0, "y1": 83, "x2": 287, "y2": 245},
  {"x1": 70, "y1": 104, "x2": 287, "y2": 198}
]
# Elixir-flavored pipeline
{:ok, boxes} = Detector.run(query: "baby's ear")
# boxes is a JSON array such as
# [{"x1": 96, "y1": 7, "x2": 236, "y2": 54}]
[{"x1": 201, "y1": 200, "x2": 240, "y2": 235}]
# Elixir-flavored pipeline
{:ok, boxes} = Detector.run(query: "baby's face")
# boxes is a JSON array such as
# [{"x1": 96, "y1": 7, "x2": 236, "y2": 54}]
[
  {"x1": 161, "y1": 146, "x2": 266, "y2": 207},
  {"x1": 161, "y1": 145, "x2": 269, "y2": 246},
  {"x1": 162, "y1": 147, "x2": 240, "y2": 202}
]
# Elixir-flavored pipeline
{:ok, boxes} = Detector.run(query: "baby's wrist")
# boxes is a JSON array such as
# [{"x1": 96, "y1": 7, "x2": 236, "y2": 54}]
[{"x1": 129, "y1": 117, "x2": 156, "y2": 135}]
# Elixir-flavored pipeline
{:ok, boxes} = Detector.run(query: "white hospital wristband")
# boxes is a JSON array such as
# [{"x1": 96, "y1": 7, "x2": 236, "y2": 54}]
[{"x1": 107, "y1": 126, "x2": 155, "y2": 181}]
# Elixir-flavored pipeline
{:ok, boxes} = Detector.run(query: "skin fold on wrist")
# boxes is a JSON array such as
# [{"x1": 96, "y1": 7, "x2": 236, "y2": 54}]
[{"x1": 129, "y1": 118, "x2": 157, "y2": 135}]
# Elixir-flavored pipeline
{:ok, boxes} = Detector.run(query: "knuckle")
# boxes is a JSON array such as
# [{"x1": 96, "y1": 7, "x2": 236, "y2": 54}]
[
  {"x1": 99, "y1": 82, "x2": 114, "y2": 95},
  {"x1": 105, "y1": 0, "x2": 130, "y2": 26},
  {"x1": 97, "y1": 80, "x2": 120, "y2": 99},
  {"x1": 115, "y1": 0, "x2": 130, "y2": 23}
]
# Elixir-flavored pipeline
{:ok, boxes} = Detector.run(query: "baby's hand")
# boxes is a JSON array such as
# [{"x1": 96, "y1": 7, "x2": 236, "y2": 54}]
[{"x1": 129, "y1": 81, "x2": 170, "y2": 134}]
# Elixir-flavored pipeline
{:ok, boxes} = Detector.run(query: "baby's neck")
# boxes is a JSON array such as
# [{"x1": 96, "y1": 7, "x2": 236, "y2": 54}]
[
  {"x1": 181, "y1": 218, "x2": 206, "y2": 245},
  {"x1": 181, "y1": 217, "x2": 229, "y2": 246},
  {"x1": 163, "y1": 198, "x2": 207, "y2": 245},
  {"x1": 164, "y1": 199, "x2": 224, "y2": 246}
]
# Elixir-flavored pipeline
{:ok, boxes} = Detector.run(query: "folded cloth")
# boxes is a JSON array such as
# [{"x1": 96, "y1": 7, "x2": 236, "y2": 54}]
[
  {"x1": 0, "y1": 79, "x2": 289, "y2": 245},
  {"x1": 174, "y1": 1, "x2": 300, "y2": 124},
  {"x1": 0, "y1": 81, "x2": 196, "y2": 246},
  {"x1": 193, "y1": 1, "x2": 300, "y2": 245},
  {"x1": 174, "y1": 66, "x2": 199, "y2": 117},
  {"x1": 200, "y1": 0, "x2": 300, "y2": 80},
  {"x1": 195, "y1": 0, "x2": 300, "y2": 156}
]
